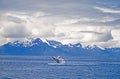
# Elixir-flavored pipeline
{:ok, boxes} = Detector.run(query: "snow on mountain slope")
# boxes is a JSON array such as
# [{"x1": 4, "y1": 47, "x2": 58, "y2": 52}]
[
  {"x1": 45, "y1": 40, "x2": 63, "y2": 48},
  {"x1": 0, "y1": 38, "x2": 120, "y2": 57}
]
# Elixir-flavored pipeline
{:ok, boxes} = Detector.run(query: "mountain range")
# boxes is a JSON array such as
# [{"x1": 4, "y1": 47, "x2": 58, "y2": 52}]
[{"x1": 0, "y1": 38, "x2": 120, "y2": 57}]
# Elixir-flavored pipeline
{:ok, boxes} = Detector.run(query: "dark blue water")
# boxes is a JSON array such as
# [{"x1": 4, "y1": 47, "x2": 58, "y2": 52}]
[{"x1": 0, "y1": 55, "x2": 120, "y2": 79}]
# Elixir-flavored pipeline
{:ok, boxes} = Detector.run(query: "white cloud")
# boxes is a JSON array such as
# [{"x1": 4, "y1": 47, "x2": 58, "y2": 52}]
[
  {"x1": 0, "y1": 36, "x2": 7, "y2": 45},
  {"x1": 94, "y1": 40, "x2": 120, "y2": 48},
  {"x1": 0, "y1": 12, "x2": 56, "y2": 43},
  {"x1": 0, "y1": 11, "x2": 120, "y2": 47},
  {"x1": 56, "y1": 18, "x2": 96, "y2": 25},
  {"x1": 79, "y1": 30, "x2": 113, "y2": 42},
  {"x1": 54, "y1": 24, "x2": 114, "y2": 44},
  {"x1": 111, "y1": 29, "x2": 120, "y2": 41},
  {"x1": 94, "y1": 6, "x2": 120, "y2": 14},
  {"x1": 0, "y1": 13, "x2": 31, "y2": 38},
  {"x1": 99, "y1": 16, "x2": 119, "y2": 22}
]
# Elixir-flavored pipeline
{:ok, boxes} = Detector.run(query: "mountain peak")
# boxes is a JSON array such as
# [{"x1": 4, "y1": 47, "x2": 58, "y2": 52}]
[
  {"x1": 46, "y1": 40, "x2": 63, "y2": 48},
  {"x1": 84, "y1": 45, "x2": 105, "y2": 50},
  {"x1": 1, "y1": 38, "x2": 120, "y2": 57}
]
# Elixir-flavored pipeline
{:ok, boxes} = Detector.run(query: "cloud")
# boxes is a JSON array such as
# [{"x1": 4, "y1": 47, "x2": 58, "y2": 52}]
[
  {"x1": 0, "y1": 36, "x2": 7, "y2": 45},
  {"x1": 112, "y1": 29, "x2": 120, "y2": 41},
  {"x1": 78, "y1": 28, "x2": 113, "y2": 42},
  {"x1": 0, "y1": 12, "x2": 56, "y2": 40},
  {"x1": 94, "y1": 40, "x2": 120, "y2": 48},
  {"x1": 0, "y1": 11, "x2": 120, "y2": 47},
  {"x1": 55, "y1": 16, "x2": 120, "y2": 27},
  {"x1": 54, "y1": 24, "x2": 114, "y2": 45},
  {"x1": 80, "y1": 31, "x2": 103, "y2": 34},
  {"x1": 0, "y1": 13, "x2": 31, "y2": 38},
  {"x1": 94, "y1": 6, "x2": 120, "y2": 14},
  {"x1": 55, "y1": 18, "x2": 96, "y2": 25},
  {"x1": 0, "y1": 0, "x2": 120, "y2": 48},
  {"x1": 99, "y1": 16, "x2": 119, "y2": 23},
  {"x1": 1, "y1": 24, "x2": 30, "y2": 38}
]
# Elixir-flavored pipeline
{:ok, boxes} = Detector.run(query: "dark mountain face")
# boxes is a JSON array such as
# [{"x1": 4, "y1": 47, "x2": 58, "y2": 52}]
[{"x1": 0, "y1": 38, "x2": 120, "y2": 57}]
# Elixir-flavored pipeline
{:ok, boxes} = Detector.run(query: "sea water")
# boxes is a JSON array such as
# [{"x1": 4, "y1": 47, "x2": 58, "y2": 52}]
[{"x1": 0, "y1": 55, "x2": 120, "y2": 79}]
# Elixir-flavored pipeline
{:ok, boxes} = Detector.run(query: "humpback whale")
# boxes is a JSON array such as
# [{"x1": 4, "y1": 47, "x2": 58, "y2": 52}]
[{"x1": 52, "y1": 56, "x2": 65, "y2": 64}]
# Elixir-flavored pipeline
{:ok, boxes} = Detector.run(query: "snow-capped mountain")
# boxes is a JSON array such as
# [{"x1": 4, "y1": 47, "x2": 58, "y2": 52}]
[
  {"x1": 0, "y1": 38, "x2": 120, "y2": 57},
  {"x1": 45, "y1": 40, "x2": 62, "y2": 48}
]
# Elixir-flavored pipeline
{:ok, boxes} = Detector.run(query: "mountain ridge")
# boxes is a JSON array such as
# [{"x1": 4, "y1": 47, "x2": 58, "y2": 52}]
[{"x1": 0, "y1": 38, "x2": 120, "y2": 57}]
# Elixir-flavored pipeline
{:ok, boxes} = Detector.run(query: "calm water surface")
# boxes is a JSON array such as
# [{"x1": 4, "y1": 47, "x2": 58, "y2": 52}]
[{"x1": 0, "y1": 55, "x2": 120, "y2": 79}]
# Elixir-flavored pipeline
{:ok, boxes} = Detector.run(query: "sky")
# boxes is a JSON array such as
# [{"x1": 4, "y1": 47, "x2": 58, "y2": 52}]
[{"x1": 0, "y1": 0, "x2": 120, "y2": 48}]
